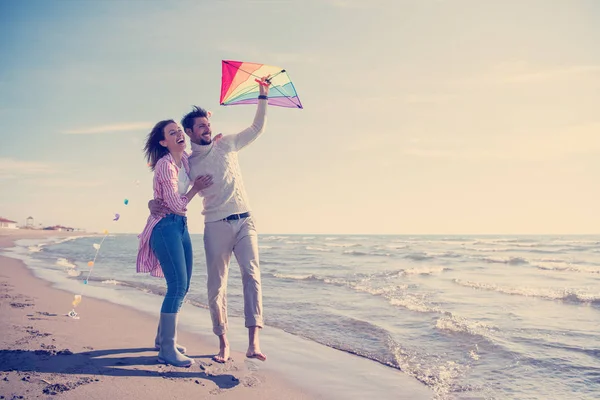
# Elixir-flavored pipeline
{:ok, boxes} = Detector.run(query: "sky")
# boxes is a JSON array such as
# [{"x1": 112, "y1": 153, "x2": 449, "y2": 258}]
[{"x1": 1, "y1": 0, "x2": 599, "y2": 235}]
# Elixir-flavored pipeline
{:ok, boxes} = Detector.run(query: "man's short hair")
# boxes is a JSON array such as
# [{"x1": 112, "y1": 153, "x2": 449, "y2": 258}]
[{"x1": 181, "y1": 106, "x2": 209, "y2": 132}]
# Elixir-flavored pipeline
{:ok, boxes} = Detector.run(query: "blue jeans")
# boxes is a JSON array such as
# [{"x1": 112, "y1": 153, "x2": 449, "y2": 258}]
[{"x1": 150, "y1": 214, "x2": 193, "y2": 313}]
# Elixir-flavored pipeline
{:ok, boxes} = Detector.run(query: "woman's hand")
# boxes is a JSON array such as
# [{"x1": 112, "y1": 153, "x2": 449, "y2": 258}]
[{"x1": 192, "y1": 175, "x2": 213, "y2": 191}]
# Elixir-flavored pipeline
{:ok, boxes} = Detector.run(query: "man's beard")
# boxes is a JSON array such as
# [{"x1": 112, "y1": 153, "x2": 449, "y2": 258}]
[{"x1": 196, "y1": 132, "x2": 212, "y2": 146}]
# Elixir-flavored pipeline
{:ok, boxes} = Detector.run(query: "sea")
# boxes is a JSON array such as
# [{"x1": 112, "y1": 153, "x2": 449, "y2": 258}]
[{"x1": 3, "y1": 234, "x2": 599, "y2": 399}]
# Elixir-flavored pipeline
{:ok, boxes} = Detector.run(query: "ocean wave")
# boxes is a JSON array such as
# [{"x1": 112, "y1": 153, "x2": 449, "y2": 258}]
[
  {"x1": 261, "y1": 260, "x2": 292, "y2": 266},
  {"x1": 305, "y1": 246, "x2": 331, "y2": 252},
  {"x1": 533, "y1": 261, "x2": 600, "y2": 274},
  {"x1": 438, "y1": 251, "x2": 463, "y2": 258},
  {"x1": 389, "y1": 339, "x2": 470, "y2": 398},
  {"x1": 342, "y1": 279, "x2": 441, "y2": 313},
  {"x1": 361, "y1": 266, "x2": 450, "y2": 279},
  {"x1": 435, "y1": 314, "x2": 499, "y2": 338},
  {"x1": 53, "y1": 235, "x2": 99, "y2": 245},
  {"x1": 378, "y1": 244, "x2": 410, "y2": 250},
  {"x1": 348, "y1": 282, "x2": 408, "y2": 296},
  {"x1": 287, "y1": 274, "x2": 440, "y2": 314},
  {"x1": 269, "y1": 273, "x2": 319, "y2": 281},
  {"x1": 404, "y1": 252, "x2": 435, "y2": 261},
  {"x1": 475, "y1": 256, "x2": 529, "y2": 265},
  {"x1": 267, "y1": 265, "x2": 449, "y2": 309},
  {"x1": 325, "y1": 242, "x2": 362, "y2": 248},
  {"x1": 325, "y1": 333, "x2": 470, "y2": 397},
  {"x1": 85, "y1": 277, "x2": 166, "y2": 298},
  {"x1": 403, "y1": 266, "x2": 449, "y2": 275},
  {"x1": 55, "y1": 257, "x2": 77, "y2": 269},
  {"x1": 28, "y1": 245, "x2": 43, "y2": 253},
  {"x1": 388, "y1": 297, "x2": 439, "y2": 313},
  {"x1": 453, "y1": 279, "x2": 600, "y2": 304},
  {"x1": 343, "y1": 250, "x2": 391, "y2": 257},
  {"x1": 262, "y1": 235, "x2": 288, "y2": 241},
  {"x1": 551, "y1": 239, "x2": 600, "y2": 246},
  {"x1": 464, "y1": 246, "x2": 512, "y2": 253},
  {"x1": 519, "y1": 249, "x2": 562, "y2": 254},
  {"x1": 509, "y1": 242, "x2": 543, "y2": 248}
]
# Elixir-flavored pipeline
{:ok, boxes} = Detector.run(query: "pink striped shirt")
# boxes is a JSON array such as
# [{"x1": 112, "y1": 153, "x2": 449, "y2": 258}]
[{"x1": 136, "y1": 152, "x2": 191, "y2": 278}]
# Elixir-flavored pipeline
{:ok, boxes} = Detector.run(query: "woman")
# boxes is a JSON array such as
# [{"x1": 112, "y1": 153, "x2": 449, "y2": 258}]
[{"x1": 136, "y1": 119, "x2": 212, "y2": 367}]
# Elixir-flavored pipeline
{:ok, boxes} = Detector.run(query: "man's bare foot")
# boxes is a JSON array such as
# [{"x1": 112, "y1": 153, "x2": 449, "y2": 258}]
[
  {"x1": 213, "y1": 335, "x2": 230, "y2": 363},
  {"x1": 246, "y1": 326, "x2": 266, "y2": 361},
  {"x1": 246, "y1": 345, "x2": 267, "y2": 361}
]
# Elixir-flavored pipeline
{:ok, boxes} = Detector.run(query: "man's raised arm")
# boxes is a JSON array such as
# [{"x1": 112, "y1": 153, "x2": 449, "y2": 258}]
[{"x1": 227, "y1": 76, "x2": 270, "y2": 151}]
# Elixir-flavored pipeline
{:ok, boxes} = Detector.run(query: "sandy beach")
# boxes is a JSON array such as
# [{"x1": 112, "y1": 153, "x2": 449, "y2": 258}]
[{"x1": 0, "y1": 229, "x2": 315, "y2": 400}]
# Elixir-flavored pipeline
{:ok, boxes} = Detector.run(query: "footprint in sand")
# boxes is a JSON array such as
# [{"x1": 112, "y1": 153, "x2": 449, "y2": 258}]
[
  {"x1": 37, "y1": 311, "x2": 57, "y2": 317},
  {"x1": 10, "y1": 302, "x2": 34, "y2": 308},
  {"x1": 42, "y1": 377, "x2": 97, "y2": 395},
  {"x1": 241, "y1": 374, "x2": 261, "y2": 387}
]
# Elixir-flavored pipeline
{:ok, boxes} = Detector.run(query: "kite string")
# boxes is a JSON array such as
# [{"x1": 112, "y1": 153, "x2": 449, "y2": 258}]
[
  {"x1": 68, "y1": 191, "x2": 132, "y2": 319},
  {"x1": 79, "y1": 232, "x2": 108, "y2": 294}
]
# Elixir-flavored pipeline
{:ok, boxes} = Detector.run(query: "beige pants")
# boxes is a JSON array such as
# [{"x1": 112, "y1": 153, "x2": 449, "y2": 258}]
[{"x1": 204, "y1": 216, "x2": 263, "y2": 336}]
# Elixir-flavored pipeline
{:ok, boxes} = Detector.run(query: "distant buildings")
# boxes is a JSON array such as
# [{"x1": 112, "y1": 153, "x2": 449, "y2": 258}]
[
  {"x1": 0, "y1": 217, "x2": 18, "y2": 229},
  {"x1": 42, "y1": 225, "x2": 74, "y2": 232},
  {"x1": 0, "y1": 216, "x2": 76, "y2": 231}
]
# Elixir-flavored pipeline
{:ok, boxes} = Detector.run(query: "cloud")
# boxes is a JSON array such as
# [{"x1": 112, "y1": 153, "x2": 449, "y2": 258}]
[
  {"x1": 35, "y1": 179, "x2": 105, "y2": 188},
  {"x1": 403, "y1": 148, "x2": 458, "y2": 158},
  {"x1": 62, "y1": 122, "x2": 151, "y2": 135},
  {"x1": 327, "y1": 0, "x2": 370, "y2": 8},
  {"x1": 522, "y1": 121, "x2": 600, "y2": 158},
  {"x1": 502, "y1": 65, "x2": 600, "y2": 84},
  {"x1": 402, "y1": 121, "x2": 600, "y2": 161},
  {"x1": 0, "y1": 158, "x2": 56, "y2": 179},
  {"x1": 459, "y1": 62, "x2": 600, "y2": 86},
  {"x1": 0, "y1": 158, "x2": 107, "y2": 186},
  {"x1": 361, "y1": 93, "x2": 456, "y2": 107},
  {"x1": 213, "y1": 43, "x2": 319, "y2": 67}
]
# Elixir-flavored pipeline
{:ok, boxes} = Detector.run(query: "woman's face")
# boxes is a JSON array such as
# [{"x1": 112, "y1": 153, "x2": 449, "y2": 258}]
[{"x1": 160, "y1": 122, "x2": 186, "y2": 153}]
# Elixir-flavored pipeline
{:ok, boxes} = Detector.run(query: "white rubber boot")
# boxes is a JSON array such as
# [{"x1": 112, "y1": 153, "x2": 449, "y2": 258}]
[
  {"x1": 155, "y1": 318, "x2": 187, "y2": 354},
  {"x1": 157, "y1": 313, "x2": 194, "y2": 367}
]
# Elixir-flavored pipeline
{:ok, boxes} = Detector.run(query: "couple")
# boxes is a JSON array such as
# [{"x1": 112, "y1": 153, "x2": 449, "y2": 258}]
[{"x1": 136, "y1": 77, "x2": 270, "y2": 367}]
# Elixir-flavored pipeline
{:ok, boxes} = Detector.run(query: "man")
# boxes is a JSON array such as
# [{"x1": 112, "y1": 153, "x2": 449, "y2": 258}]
[{"x1": 151, "y1": 77, "x2": 269, "y2": 363}]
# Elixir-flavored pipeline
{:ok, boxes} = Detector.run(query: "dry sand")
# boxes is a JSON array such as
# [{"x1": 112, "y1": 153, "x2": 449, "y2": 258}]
[{"x1": 0, "y1": 229, "x2": 315, "y2": 399}]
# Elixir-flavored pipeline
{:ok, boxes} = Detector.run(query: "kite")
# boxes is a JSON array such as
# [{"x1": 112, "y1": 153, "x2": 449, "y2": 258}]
[
  {"x1": 220, "y1": 60, "x2": 303, "y2": 109},
  {"x1": 113, "y1": 213, "x2": 120, "y2": 221}
]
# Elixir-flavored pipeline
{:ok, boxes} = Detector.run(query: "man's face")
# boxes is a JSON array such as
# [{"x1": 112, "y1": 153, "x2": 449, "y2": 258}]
[{"x1": 186, "y1": 117, "x2": 212, "y2": 145}]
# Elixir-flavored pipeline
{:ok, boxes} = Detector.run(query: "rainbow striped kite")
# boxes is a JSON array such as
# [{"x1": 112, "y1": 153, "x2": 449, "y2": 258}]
[{"x1": 220, "y1": 60, "x2": 303, "y2": 109}]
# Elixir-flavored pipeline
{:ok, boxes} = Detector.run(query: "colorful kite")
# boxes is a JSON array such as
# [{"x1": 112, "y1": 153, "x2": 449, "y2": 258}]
[{"x1": 220, "y1": 60, "x2": 303, "y2": 109}]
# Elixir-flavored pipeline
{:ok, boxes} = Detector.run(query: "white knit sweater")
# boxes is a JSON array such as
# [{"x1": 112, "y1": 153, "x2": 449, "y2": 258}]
[{"x1": 188, "y1": 99, "x2": 267, "y2": 222}]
